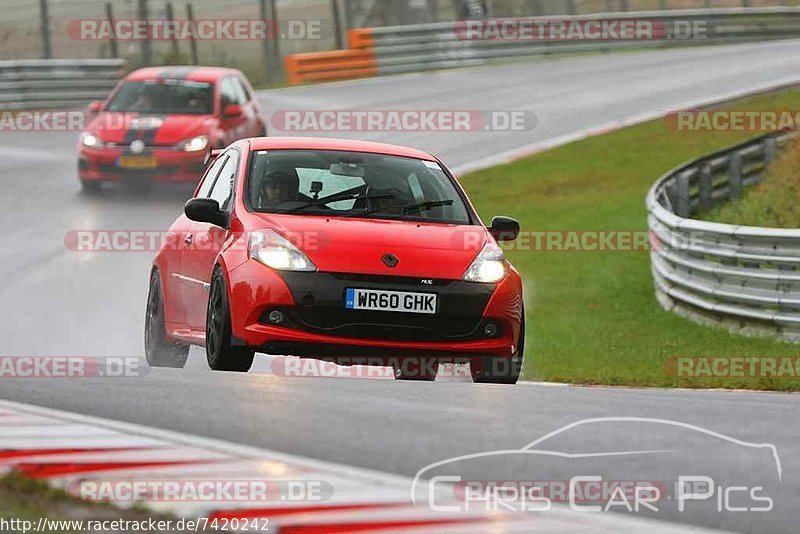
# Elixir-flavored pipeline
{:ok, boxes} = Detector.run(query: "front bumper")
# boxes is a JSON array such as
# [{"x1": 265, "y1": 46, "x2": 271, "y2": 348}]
[
  {"x1": 78, "y1": 147, "x2": 206, "y2": 183},
  {"x1": 228, "y1": 260, "x2": 523, "y2": 360}
]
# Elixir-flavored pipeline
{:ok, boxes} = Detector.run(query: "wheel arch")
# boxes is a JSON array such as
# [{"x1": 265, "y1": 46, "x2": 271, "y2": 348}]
[{"x1": 148, "y1": 265, "x2": 180, "y2": 343}]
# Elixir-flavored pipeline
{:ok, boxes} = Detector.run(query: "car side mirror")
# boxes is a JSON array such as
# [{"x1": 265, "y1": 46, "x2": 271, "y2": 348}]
[
  {"x1": 490, "y1": 216, "x2": 520, "y2": 242},
  {"x1": 87, "y1": 101, "x2": 103, "y2": 112},
  {"x1": 222, "y1": 104, "x2": 243, "y2": 118},
  {"x1": 185, "y1": 198, "x2": 227, "y2": 227}
]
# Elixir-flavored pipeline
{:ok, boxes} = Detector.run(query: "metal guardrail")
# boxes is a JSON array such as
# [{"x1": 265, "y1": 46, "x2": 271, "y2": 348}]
[
  {"x1": 646, "y1": 131, "x2": 800, "y2": 341},
  {"x1": 286, "y1": 7, "x2": 800, "y2": 84},
  {"x1": 0, "y1": 59, "x2": 125, "y2": 110}
]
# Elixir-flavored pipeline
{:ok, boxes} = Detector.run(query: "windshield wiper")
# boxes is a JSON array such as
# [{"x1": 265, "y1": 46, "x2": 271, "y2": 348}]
[
  {"x1": 401, "y1": 199, "x2": 454, "y2": 215},
  {"x1": 285, "y1": 190, "x2": 395, "y2": 214}
]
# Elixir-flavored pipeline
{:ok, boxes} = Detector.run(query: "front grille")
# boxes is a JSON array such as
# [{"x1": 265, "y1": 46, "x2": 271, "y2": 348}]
[
  {"x1": 106, "y1": 143, "x2": 177, "y2": 149},
  {"x1": 270, "y1": 272, "x2": 496, "y2": 342}
]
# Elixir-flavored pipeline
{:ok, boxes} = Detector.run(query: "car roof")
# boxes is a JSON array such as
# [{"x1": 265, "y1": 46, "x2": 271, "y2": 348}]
[
  {"x1": 246, "y1": 137, "x2": 438, "y2": 161},
  {"x1": 125, "y1": 66, "x2": 239, "y2": 83}
]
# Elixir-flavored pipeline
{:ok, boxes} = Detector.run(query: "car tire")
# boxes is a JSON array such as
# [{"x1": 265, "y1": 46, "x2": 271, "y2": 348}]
[
  {"x1": 206, "y1": 267, "x2": 255, "y2": 372},
  {"x1": 393, "y1": 358, "x2": 438, "y2": 381},
  {"x1": 471, "y1": 311, "x2": 525, "y2": 385},
  {"x1": 145, "y1": 270, "x2": 189, "y2": 368},
  {"x1": 80, "y1": 180, "x2": 102, "y2": 194}
]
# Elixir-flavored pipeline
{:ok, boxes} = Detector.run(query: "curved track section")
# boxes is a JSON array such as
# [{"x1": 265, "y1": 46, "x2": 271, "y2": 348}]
[{"x1": 2, "y1": 41, "x2": 800, "y2": 532}]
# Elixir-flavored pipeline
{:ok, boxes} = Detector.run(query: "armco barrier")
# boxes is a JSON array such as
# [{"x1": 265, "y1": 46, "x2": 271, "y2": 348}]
[
  {"x1": 286, "y1": 7, "x2": 800, "y2": 84},
  {"x1": 647, "y1": 131, "x2": 800, "y2": 342},
  {"x1": 0, "y1": 59, "x2": 125, "y2": 110}
]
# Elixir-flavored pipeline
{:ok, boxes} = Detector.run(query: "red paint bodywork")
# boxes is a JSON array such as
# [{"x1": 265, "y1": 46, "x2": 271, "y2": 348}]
[
  {"x1": 153, "y1": 137, "x2": 524, "y2": 361},
  {"x1": 78, "y1": 67, "x2": 265, "y2": 184}
]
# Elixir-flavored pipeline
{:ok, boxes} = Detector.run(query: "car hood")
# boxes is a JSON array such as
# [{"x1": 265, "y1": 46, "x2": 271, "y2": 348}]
[
  {"x1": 86, "y1": 112, "x2": 214, "y2": 146},
  {"x1": 251, "y1": 214, "x2": 488, "y2": 279}
]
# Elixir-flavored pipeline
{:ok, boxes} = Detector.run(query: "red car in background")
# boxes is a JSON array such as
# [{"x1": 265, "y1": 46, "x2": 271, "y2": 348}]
[
  {"x1": 145, "y1": 137, "x2": 525, "y2": 384},
  {"x1": 78, "y1": 66, "x2": 266, "y2": 193}
]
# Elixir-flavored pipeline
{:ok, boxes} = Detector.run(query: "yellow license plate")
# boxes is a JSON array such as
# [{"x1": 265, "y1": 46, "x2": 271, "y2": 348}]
[{"x1": 118, "y1": 155, "x2": 157, "y2": 169}]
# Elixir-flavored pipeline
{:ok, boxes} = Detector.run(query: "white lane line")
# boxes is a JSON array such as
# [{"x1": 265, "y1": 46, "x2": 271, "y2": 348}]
[
  {"x1": 0, "y1": 448, "x2": 232, "y2": 464},
  {"x1": 0, "y1": 414, "x2": 73, "y2": 425},
  {"x1": 453, "y1": 75, "x2": 800, "y2": 176},
  {"x1": 0, "y1": 437, "x2": 169, "y2": 449},
  {"x1": 0, "y1": 399, "x2": 728, "y2": 533},
  {"x1": 519, "y1": 382, "x2": 800, "y2": 394},
  {"x1": 518, "y1": 380, "x2": 571, "y2": 387},
  {"x1": 0, "y1": 424, "x2": 129, "y2": 438}
]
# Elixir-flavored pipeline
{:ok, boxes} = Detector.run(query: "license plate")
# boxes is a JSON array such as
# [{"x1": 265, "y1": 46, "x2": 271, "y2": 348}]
[
  {"x1": 345, "y1": 288, "x2": 437, "y2": 315},
  {"x1": 118, "y1": 155, "x2": 157, "y2": 169}
]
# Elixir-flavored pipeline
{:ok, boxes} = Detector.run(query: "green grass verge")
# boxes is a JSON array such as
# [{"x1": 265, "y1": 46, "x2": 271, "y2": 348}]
[
  {"x1": 704, "y1": 136, "x2": 800, "y2": 228},
  {"x1": 461, "y1": 87, "x2": 800, "y2": 390},
  {"x1": 0, "y1": 472, "x2": 189, "y2": 533}
]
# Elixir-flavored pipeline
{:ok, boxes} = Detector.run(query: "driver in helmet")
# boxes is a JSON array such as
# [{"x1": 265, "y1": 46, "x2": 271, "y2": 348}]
[{"x1": 259, "y1": 168, "x2": 299, "y2": 206}]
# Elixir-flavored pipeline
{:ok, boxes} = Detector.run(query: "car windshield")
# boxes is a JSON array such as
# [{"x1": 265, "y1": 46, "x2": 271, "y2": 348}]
[
  {"x1": 247, "y1": 149, "x2": 471, "y2": 224},
  {"x1": 105, "y1": 80, "x2": 214, "y2": 115}
]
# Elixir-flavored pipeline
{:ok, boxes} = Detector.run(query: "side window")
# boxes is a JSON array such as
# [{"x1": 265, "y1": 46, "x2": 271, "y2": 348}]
[
  {"x1": 196, "y1": 155, "x2": 228, "y2": 198},
  {"x1": 235, "y1": 77, "x2": 252, "y2": 102},
  {"x1": 219, "y1": 78, "x2": 237, "y2": 110},
  {"x1": 219, "y1": 77, "x2": 245, "y2": 110},
  {"x1": 208, "y1": 152, "x2": 238, "y2": 210}
]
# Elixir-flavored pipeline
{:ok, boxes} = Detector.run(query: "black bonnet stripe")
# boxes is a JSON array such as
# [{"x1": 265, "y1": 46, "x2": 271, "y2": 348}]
[{"x1": 121, "y1": 67, "x2": 199, "y2": 149}]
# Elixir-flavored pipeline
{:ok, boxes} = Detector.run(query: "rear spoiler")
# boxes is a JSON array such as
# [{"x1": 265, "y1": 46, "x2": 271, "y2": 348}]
[{"x1": 203, "y1": 148, "x2": 224, "y2": 166}]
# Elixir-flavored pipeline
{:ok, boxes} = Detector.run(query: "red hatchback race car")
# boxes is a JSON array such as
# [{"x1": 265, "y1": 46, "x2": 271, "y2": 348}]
[
  {"x1": 145, "y1": 137, "x2": 525, "y2": 384},
  {"x1": 78, "y1": 66, "x2": 266, "y2": 193}
]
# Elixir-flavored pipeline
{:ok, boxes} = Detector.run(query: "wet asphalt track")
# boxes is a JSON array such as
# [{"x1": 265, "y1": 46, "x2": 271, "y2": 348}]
[{"x1": 3, "y1": 41, "x2": 800, "y2": 532}]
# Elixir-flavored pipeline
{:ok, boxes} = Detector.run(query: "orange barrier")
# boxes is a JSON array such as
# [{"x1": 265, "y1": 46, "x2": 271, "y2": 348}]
[
  {"x1": 284, "y1": 46, "x2": 376, "y2": 85},
  {"x1": 284, "y1": 28, "x2": 377, "y2": 85},
  {"x1": 348, "y1": 28, "x2": 374, "y2": 49}
]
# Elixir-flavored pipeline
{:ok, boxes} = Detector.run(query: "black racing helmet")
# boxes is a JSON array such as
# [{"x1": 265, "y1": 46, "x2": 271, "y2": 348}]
[{"x1": 261, "y1": 167, "x2": 300, "y2": 201}]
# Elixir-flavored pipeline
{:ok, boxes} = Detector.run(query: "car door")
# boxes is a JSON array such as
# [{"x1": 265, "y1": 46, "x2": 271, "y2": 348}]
[
  {"x1": 218, "y1": 77, "x2": 250, "y2": 145},
  {"x1": 159, "y1": 215, "x2": 193, "y2": 329},
  {"x1": 180, "y1": 150, "x2": 239, "y2": 330},
  {"x1": 172, "y1": 154, "x2": 227, "y2": 326}
]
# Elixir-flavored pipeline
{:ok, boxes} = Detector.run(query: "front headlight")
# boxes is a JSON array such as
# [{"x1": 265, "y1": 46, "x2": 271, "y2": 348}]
[
  {"x1": 81, "y1": 133, "x2": 102, "y2": 148},
  {"x1": 180, "y1": 135, "x2": 209, "y2": 152},
  {"x1": 463, "y1": 242, "x2": 506, "y2": 283},
  {"x1": 249, "y1": 230, "x2": 316, "y2": 272}
]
